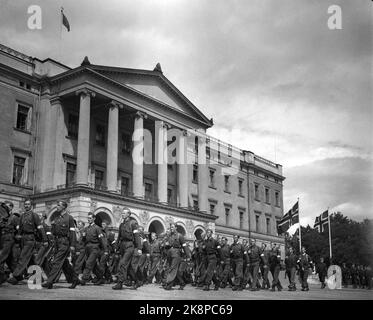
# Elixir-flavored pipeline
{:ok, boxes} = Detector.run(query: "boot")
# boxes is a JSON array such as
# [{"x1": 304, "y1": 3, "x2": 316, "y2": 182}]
[
  {"x1": 112, "y1": 282, "x2": 123, "y2": 290},
  {"x1": 41, "y1": 282, "x2": 53, "y2": 289},
  {"x1": 69, "y1": 279, "x2": 80, "y2": 289},
  {"x1": 178, "y1": 283, "x2": 185, "y2": 290},
  {"x1": 94, "y1": 278, "x2": 105, "y2": 286},
  {"x1": 7, "y1": 277, "x2": 18, "y2": 285},
  {"x1": 270, "y1": 285, "x2": 276, "y2": 292},
  {"x1": 214, "y1": 284, "x2": 219, "y2": 291},
  {"x1": 203, "y1": 285, "x2": 210, "y2": 291},
  {"x1": 164, "y1": 283, "x2": 172, "y2": 290}
]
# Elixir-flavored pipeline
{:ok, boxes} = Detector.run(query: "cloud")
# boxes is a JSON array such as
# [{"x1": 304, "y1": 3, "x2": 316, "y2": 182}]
[
  {"x1": 284, "y1": 157, "x2": 373, "y2": 224},
  {"x1": 0, "y1": 0, "x2": 371, "y2": 223}
]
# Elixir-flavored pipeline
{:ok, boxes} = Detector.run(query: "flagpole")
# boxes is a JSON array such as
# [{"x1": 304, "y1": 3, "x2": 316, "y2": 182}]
[
  {"x1": 59, "y1": 7, "x2": 63, "y2": 61},
  {"x1": 298, "y1": 197, "x2": 301, "y2": 253},
  {"x1": 328, "y1": 208, "x2": 332, "y2": 260}
]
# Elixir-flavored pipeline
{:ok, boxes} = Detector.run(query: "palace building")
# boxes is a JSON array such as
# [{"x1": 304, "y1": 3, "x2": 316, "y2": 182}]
[{"x1": 0, "y1": 43, "x2": 285, "y2": 254}]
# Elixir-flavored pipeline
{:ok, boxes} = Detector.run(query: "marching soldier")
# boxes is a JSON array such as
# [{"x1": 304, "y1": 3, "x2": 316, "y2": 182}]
[
  {"x1": 316, "y1": 257, "x2": 327, "y2": 289},
  {"x1": 137, "y1": 226, "x2": 151, "y2": 287},
  {"x1": 163, "y1": 223, "x2": 191, "y2": 290},
  {"x1": 34, "y1": 213, "x2": 53, "y2": 275},
  {"x1": 230, "y1": 235, "x2": 244, "y2": 291},
  {"x1": 0, "y1": 201, "x2": 19, "y2": 285},
  {"x1": 8, "y1": 199, "x2": 48, "y2": 285},
  {"x1": 218, "y1": 237, "x2": 231, "y2": 289},
  {"x1": 41, "y1": 200, "x2": 78, "y2": 289},
  {"x1": 147, "y1": 232, "x2": 162, "y2": 284},
  {"x1": 297, "y1": 246, "x2": 311, "y2": 291},
  {"x1": 75, "y1": 212, "x2": 108, "y2": 287},
  {"x1": 269, "y1": 242, "x2": 282, "y2": 291},
  {"x1": 200, "y1": 228, "x2": 221, "y2": 291},
  {"x1": 260, "y1": 243, "x2": 270, "y2": 289},
  {"x1": 285, "y1": 246, "x2": 297, "y2": 291},
  {"x1": 112, "y1": 207, "x2": 141, "y2": 290},
  {"x1": 247, "y1": 238, "x2": 261, "y2": 291},
  {"x1": 71, "y1": 220, "x2": 86, "y2": 279},
  {"x1": 93, "y1": 220, "x2": 114, "y2": 284}
]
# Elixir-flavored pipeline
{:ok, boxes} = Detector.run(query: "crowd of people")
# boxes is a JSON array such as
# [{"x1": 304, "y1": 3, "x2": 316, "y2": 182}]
[{"x1": 0, "y1": 199, "x2": 372, "y2": 292}]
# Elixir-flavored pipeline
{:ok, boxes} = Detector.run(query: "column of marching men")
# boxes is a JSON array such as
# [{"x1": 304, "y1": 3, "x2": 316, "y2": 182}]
[{"x1": 0, "y1": 199, "x2": 372, "y2": 291}]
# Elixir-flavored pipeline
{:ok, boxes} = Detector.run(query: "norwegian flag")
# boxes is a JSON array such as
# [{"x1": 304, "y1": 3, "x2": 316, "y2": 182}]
[{"x1": 314, "y1": 210, "x2": 329, "y2": 233}]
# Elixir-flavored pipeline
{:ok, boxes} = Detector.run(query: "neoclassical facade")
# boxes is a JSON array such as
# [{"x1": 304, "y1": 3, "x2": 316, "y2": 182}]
[{"x1": 0, "y1": 44, "x2": 285, "y2": 254}]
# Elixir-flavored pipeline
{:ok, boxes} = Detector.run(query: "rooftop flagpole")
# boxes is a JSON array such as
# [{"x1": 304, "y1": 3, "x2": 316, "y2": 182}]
[
  {"x1": 298, "y1": 197, "x2": 301, "y2": 253},
  {"x1": 328, "y1": 208, "x2": 332, "y2": 260}
]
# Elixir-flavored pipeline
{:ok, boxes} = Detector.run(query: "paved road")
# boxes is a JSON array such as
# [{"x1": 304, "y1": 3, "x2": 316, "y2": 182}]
[{"x1": 1, "y1": 280, "x2": 372, "y2": 300}]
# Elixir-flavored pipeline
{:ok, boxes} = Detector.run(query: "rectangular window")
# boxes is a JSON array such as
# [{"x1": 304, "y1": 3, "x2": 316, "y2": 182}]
[
  {"x1": 224, "y1": 175, "x2": 230, "y2": 192},
  {"x1": 209, "y1": 169, "x2": 215, "y2": 188},
  {"x1": 206, "y1": 138, "x2": 210, "y2": 159},
  {"x1": 255, "y1": 215, "x2": 260, "y2": 233},
  {"x1": 266, "y1": 217, "x2": 271, "y2": 235},
  {"x1": 121, "y1": 176, "x2": 130, "y2": 196},
  {"x1": 228, "y1": 144, "x2": 232, "y2": 157},
  {"x1": 67, "y1": 114, "x2": 79, "y2": 139},
  {"x1": 239, "y1": 211, "x2": 244, "y2": 229},
  {"x1": 16, "y1": 104, "x2": 30, "y2": 131},
  {"x1": 275, "y1": 191, "x2": 280, "y2": 207},
  {"x1": 225, "y1": 208, "x2": 230, "y2": 226},
  {"x1": 95, "y1": 170, "x2": 104, "y2": 188},
  {"x1": 194, "y1": 136, "x2": 198, "y2": 154},
  {"x1": 145, "y1": 183, "x2": 153, "y2": 199},
  {"x1": 210, "y1": 203, "x2": 215, "y2": 215},
  {"x1": 193, "y1": 164, "x2": 198, "y2": 183},
  {"x1": 95, "y1": 124, "x2": 105, "y2": 146},
  {"x1": 167, "y1": 188, "x2": 173, "y2": 203},
  {"x1": 66, "y1": 162, "x2": 76, "y2": 187},
  {"x1": 238, "y1": 179, "x2": 243, "y2": 196},
  {"x1": 265, "y1": 188, "x2": 270, "y2": 204},
  {"x1": 193, "y1": 200, "x2": 199, "y2": 211},
  {"x1": 12, "y1": 156, "x2": 26, "y2": 185},
  {"x1": 218, "y1": 143, "x2": 221, "y2": 163},
  {"x1": 254, "y1": 184, "x2": 260, "y2": 200},
  {"x1": 121, "y1": 133, "x2": 132, "y2": 154}
]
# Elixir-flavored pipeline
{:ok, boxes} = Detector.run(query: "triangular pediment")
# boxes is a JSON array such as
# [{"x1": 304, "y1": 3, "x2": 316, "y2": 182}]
[{"x1": 88, "y1": 65, "x2": 212, "y2": 128}]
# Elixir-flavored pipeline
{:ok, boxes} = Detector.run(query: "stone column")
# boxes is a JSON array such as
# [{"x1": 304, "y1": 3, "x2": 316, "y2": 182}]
[
  {"x1": 197, "y1": 133, "x2": 208, "y2": 213},
  {"x1": 177, "y1": 130, "x2": 189, "y2": 208},
  {"x1": 76, "y1": 89, "x2": 95, "y2": 186},
  {"x1": 51, "y1": 97, "x2": 65, "y2": 188},
  {"x1": 132, "y1": 111, "x2": 147, "y2": 198},
  {"x1": 156, "y1": 120, "x2": 168, "y2": 203},
  {"x1": 106, "y1": 101, "x2": 121, "y2": 192}
]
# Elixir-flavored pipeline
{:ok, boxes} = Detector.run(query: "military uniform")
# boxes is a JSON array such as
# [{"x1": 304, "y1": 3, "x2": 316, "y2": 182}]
[
  {"x1": 200, "y1": 236, "x2": 221, "y2": 290},
  {"x1": 316, "y1": 261, "x2": 327, "y2": 289},
  {"x1": 0, "y1": 209, "x2": 19, "y2": 283},
  {"x1": 260, "y1": 248, "x2": 271, "y2": 289},
  {"x1": 72, "y1": 227, "x2": 86, "y2": 276},
  {"x1": 269, "y1": 248, "x2": 282, "y2": 291},
  {"x1": 147, "y1": 238, "x2": 162, "y2": 283},
  {"x1": 34, "y1": 222, "x2": 53, "y2": 273},
  {"x1": 42, "y1": 210, "x2": 77, "y2": 288},
  {"x1": 230, "y1": 242, "x2": 244, "y2": 290},
  {"x1": 248, "y1": 244, "x2": 261, "y2": 290},
  {"x1": 113, "y1": 217, "x2": 141, "y2": 289},
  {"x1": 135, "y1": 233, "x2": 151, "y2": 286},
  {"x1": 285, "y1": 252, "x2": 297, "y2": 290},
  {"x1": 163, "y1": 231, "x2": 191, "y2": 290},
  {"x1": 218, "y1": 243, "x2": 231, "y2": 288},
  {"x1": 10, "y1": 209, "x2": 47, "y2": 282},
  {"x1": 80, "y1": 222, "x2": 108, "y2": 284},
  {"x1": 298, "y1": 253, "x2": 310, "y2": 291}
]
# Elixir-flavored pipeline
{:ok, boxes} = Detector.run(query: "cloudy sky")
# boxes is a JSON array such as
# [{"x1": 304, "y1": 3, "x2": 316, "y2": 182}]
[{"x1": 1, "y1": 0, "x2": 372, "y2": 226}]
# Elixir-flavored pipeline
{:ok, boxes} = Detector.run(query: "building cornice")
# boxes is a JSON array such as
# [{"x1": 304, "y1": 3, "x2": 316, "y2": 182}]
[{"x1": 29, "y1": 186, "x2": 218, "y2": 222}]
